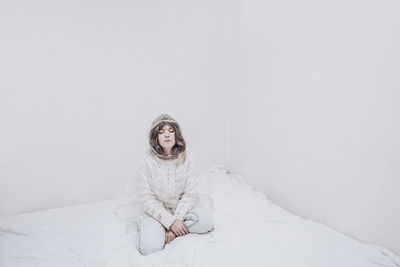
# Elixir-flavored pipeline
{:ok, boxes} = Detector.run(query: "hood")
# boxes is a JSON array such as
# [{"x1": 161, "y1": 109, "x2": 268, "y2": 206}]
[{"x1": 147, "y1": 114, "x2": 187, "y2": 164}]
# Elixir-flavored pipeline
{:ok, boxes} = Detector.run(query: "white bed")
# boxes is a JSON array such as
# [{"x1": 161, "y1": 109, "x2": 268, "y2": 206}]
[{"x1": 1, "y1": 165, "x2": 399, "y2": 267}]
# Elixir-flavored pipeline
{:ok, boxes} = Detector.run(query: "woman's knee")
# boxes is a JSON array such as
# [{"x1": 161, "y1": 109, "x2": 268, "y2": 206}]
[
  {"x1": 137, "y1": 215, "x2": 166, "y2": 255},
  {"x1": 139, "y1": 239, "x2": 164, "y2": 256},
  {"x1": 199, "y1": 212, "x2": 215, "y2": 233},
  {"x1": 187, "y1": 210, "x2": 215, "y2": 234}
]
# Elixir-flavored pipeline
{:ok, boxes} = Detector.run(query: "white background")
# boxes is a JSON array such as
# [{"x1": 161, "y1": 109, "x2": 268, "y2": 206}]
[{"x1": 1, "y1": 0, "x2": 399, "y2": 255}]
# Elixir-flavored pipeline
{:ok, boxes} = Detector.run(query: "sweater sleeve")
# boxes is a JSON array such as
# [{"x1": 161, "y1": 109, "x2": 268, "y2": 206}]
[
  {"x1": 138, "y1": 158, "x2": 177, "y2": 229},
  {"x1": 174, "y1": 151, "x2": 200, "y2": 221}
]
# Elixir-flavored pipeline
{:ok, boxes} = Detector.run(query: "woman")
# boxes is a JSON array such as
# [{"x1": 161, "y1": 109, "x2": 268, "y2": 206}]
[{"x1": 136, "y1": 114, "x2": 215, "y2": 256}]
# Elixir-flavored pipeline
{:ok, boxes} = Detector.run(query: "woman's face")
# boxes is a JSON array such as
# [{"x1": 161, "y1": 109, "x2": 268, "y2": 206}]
[{"x1": 157, "y1": 123, "x2": 176, "y2": 153}]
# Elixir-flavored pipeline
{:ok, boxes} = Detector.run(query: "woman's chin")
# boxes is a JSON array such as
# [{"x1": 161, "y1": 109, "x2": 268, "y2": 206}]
[{"x1": 163, "y1": 143, "x2": 175, "y2": 149}]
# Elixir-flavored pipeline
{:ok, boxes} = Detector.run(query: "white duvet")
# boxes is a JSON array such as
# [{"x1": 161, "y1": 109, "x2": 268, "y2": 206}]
[{"x1": 1, "y1": 165, "x2": 399, "y2": 267}]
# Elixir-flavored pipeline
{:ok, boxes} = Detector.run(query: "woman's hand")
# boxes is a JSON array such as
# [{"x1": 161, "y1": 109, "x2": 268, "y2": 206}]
[
  {"x1": 169, "y1": 219, "x2": 189, "y2": 236},
  {"x1": 165, "y1": 230, "x2": 176, "y2": 244}
]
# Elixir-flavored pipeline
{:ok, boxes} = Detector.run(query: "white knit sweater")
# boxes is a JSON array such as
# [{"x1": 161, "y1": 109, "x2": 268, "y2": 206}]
[{"x1": 138, "y1": 148, "x2": 200, "y2": 229}]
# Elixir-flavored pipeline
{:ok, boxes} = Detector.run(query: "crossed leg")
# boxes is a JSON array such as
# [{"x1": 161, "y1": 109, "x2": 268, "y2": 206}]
[{"x1": 137, "y1": 208, "x2": 214, "y2": 256}]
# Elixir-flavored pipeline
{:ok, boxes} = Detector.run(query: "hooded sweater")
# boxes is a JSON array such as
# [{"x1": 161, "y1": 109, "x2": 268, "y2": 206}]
[{"x1": 138, "y1": 148, "x2": 200, "y2": 229}]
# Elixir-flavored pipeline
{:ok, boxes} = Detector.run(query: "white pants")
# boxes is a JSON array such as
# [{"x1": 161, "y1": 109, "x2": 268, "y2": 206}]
[{"x1": 136, "y1": 194, "x2": 215, "y2": 256}]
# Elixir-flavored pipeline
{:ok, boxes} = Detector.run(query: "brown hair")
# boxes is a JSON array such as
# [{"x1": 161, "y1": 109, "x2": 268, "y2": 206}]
[{"x1": 148, "y1": 114, "x2": 186, "y2": 160}]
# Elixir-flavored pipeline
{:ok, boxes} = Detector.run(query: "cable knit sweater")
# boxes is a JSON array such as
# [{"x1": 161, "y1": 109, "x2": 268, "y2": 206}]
[{"x1": 138, "y1": 148, "x2": 200, "y2": 229}]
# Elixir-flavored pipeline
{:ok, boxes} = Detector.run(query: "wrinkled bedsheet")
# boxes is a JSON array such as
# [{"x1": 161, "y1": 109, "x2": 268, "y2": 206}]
[{"x1": 1, "y1": 165, "x2": 399, "y2": 267}]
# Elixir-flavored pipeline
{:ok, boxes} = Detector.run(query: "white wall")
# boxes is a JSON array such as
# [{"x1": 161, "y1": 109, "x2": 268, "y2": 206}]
[
  {"x1": 0, "y1": 0, "x2": 226, "y2": 216},
  {"x1": 228, "y1": 0, "x2": 400, "y2": 255}
]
